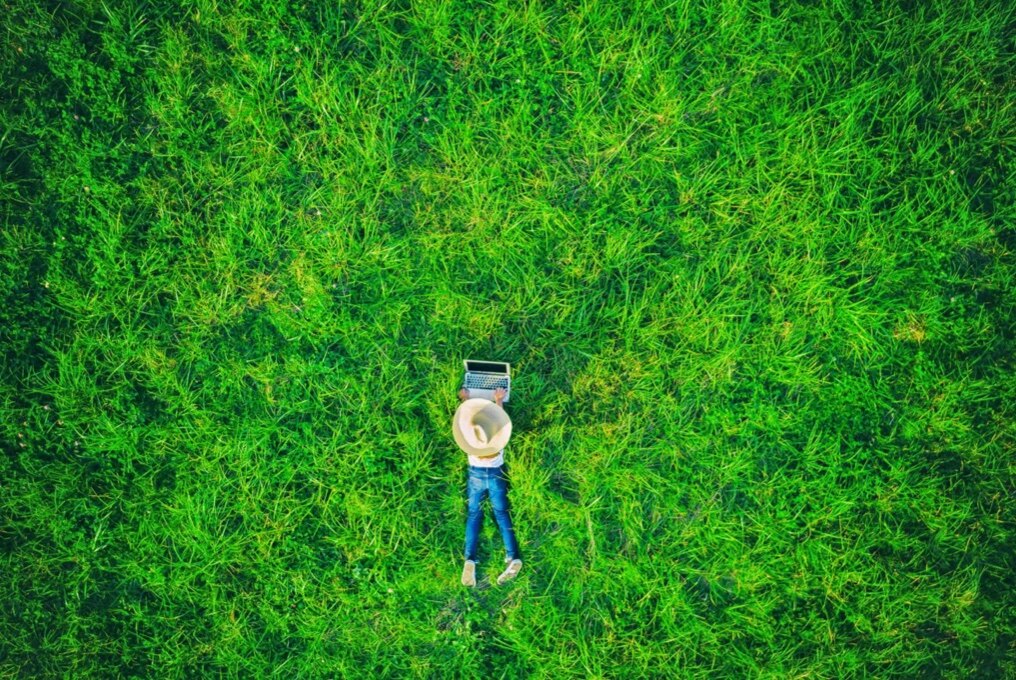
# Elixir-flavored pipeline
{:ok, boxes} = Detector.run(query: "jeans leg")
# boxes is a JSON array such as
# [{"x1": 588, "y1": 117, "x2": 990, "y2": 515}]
[
  {"x1": 489, "y1": 469, "x2": 520, "y2": 560},
  {"x1": 464, "y1": 472, "x2": 486, "y2": 561}
]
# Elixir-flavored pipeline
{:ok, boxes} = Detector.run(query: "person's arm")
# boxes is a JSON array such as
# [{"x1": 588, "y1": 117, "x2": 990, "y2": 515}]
[
  {"x1": 493, "y1": 387, "x2": 506, "y2": 407},
  {"x1": 458, "y1": 387, "x2": 470, "y2": 402}
]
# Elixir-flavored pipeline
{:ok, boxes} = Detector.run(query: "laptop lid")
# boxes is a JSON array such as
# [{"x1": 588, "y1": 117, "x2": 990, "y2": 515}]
[{"x1": 464, "y1": 360, "x2": 510, "y2": 375}]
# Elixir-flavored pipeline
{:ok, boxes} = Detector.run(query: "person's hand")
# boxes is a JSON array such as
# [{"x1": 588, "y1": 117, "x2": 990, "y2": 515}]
[
  {"x1": 458, "y1": 387, "x2": 470, "y2": 402},
  {"x1": 492, "y1": 387, "x2": 506, "y2": 405}
]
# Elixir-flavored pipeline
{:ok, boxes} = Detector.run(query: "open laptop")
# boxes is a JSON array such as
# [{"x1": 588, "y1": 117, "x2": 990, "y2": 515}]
[{"x1": 463, "y1": 360, "x2": 511, "y2": 403}]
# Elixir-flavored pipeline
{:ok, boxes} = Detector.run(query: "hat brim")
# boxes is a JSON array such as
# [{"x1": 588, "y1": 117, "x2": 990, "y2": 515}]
[{"x1": 453, "y1": 398, "x2": 512, "y2": 457}]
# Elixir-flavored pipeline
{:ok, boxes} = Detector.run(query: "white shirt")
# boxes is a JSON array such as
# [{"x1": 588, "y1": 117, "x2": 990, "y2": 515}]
[{"x1": 468, "y1": 449, "x2": 504, "y2": 468}]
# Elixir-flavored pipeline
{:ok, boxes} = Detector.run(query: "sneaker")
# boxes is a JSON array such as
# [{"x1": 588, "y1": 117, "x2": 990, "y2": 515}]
[
  {"x1": 461, "y1": 560, "x2": 476, "y2": 587},
  {"x1": 497, "y1": 559, "x2": 522, "y2": 585}
]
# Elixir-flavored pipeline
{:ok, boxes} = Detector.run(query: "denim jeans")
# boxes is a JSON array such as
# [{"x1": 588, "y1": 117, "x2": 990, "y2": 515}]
[{"x1": 464, "y1": 464, "x2": 520, "y2": 562}]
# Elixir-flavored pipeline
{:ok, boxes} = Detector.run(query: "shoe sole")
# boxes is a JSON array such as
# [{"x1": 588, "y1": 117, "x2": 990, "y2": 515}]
[
  {"x1": 461, "y1": 563, "x2": 476, "y2": 587},
  {"x1": 497, "y1": 561, "x2": 522, "y2": 585}
]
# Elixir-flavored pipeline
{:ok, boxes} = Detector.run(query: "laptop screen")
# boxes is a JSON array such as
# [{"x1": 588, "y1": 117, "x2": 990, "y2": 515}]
[{"x1": 466, "y1": 361, "x2": 508, "y2": 374}]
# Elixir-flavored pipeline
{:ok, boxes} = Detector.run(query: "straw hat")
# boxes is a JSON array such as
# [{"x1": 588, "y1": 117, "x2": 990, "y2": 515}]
[{"x1": 452, "y1": 398, "x2": 512, "y2": 457}]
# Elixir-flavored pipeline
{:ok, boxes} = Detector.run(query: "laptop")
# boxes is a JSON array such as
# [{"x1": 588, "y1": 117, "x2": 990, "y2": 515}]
[{"x1": 463, "y1": 360, "x2": 511, "y2": 403}]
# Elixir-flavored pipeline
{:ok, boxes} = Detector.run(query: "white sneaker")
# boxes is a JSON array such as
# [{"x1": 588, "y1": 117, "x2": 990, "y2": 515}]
[
  {"x1": 497, "y1": 559, "x2": 522, "y2": 585},
  {"x1": 461, "y1": 560, "x2": 476, "y2": 587}
]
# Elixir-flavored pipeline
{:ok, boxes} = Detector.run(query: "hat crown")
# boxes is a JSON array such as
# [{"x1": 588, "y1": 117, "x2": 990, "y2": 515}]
[{"x1": 453, "y1": 398, "x2": 512, "y2": 457}]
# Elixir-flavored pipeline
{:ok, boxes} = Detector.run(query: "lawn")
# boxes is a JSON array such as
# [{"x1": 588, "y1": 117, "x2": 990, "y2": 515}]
[{"x1": 2, "y1": 0, "x2": 1014, "y2": 677}]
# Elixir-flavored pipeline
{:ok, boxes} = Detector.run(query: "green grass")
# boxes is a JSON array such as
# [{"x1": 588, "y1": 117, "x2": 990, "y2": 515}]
[{"x1": 2, "y1": 0, "x2": 1015, "y2": 676}]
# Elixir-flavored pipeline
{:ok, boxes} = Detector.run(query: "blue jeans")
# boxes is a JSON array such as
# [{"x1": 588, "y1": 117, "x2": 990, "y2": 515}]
[{"x1": 464, "y1": 465, "x2": 520, "y2": 562}]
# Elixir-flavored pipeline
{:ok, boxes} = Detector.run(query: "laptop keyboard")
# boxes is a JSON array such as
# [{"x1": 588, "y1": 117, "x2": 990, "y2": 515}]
[{"x1": 465, "y1": 374, "x2": 509, "y2": 389}]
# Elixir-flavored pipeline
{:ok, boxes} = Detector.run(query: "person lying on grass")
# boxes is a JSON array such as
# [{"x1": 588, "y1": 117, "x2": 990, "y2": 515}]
[{"x1": 454, "y1": 386, "x2": 522, "y2": 587}]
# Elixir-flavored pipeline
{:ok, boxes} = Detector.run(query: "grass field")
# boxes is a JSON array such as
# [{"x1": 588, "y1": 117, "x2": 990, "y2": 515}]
[{"x1": 2, "y1": 0, "x2": 1015, "y2": 677}]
